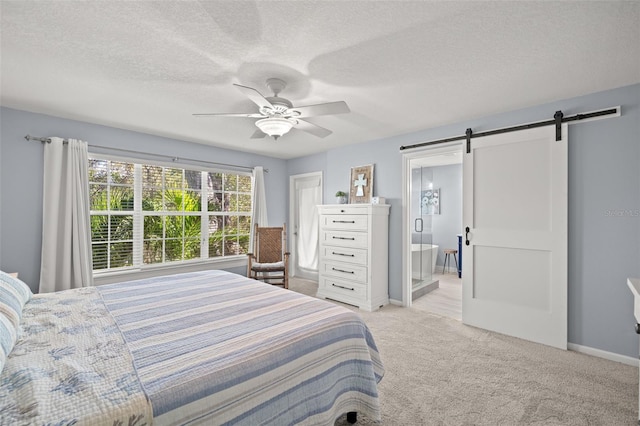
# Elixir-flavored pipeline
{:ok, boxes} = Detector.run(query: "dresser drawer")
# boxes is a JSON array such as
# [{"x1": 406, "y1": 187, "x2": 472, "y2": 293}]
[
  {"x1": 321, "y1": 214, "x2": 368, "y2": 231},
  {"x1": 321, "y1": 230, "x2": 368, "y2": 248},
  {"x1": 318, "y1": 205, "x2": 368, "y2": 215},
  {"x1": 321, "y1": 246, "x2": 368, "y2": 266},
  {"x1": 319, "y1": 276, "x2": 367, "y2": 301},
  {"x1": 321, "y1": 261, "x2": 367, "y2": 283}
]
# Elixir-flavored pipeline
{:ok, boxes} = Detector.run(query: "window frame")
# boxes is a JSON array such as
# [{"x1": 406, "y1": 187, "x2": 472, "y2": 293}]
[{"x1": 88, "y1": 153, "x2": 253, "y2": 283}]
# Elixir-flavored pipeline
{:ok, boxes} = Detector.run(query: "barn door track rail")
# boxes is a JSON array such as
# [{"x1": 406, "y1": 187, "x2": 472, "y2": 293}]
[{"x1": 399, "y1": 106, "x2": 620, "y2": 153}]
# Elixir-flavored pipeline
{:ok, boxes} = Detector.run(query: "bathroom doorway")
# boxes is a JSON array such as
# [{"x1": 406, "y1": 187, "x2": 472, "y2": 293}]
[{"x1": 402, "y1": 145, "x2": 462, "y2": 313}]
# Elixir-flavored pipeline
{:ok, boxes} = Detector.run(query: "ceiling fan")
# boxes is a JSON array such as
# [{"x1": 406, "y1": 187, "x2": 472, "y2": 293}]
[{"x1": 194, "y1": 78, "x2": 350, "y2": 140}]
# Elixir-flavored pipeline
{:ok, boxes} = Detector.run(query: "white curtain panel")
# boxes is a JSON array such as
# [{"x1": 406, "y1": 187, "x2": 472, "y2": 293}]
[
  {"x1": 296, "y1": 184, "x2": 320, "y2": 271},
  {"x1": 250, "y1": 166, "x2": 268, "y2": 249},
  {"x1": 39, "y1": 137, "x2": 94, "y2": 293}
]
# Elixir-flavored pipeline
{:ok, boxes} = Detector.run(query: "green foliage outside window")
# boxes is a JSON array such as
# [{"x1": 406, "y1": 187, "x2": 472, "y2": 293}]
[{"x1": 89, "y1": 157, "x2": 252, "y2": 272}]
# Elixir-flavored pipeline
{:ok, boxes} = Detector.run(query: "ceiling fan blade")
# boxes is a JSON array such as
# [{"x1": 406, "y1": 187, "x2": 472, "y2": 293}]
[
  {"x1": 193, "y1": 112, "x2": 264, "y2": 118},
  {"x1": 233, "y1": 83, "x2": 275, "y2": 110},
  {"x1": 250, "y1": 129, "x2": 267, "y2": 139},
  {"x1": 294, "y1": 119, "x2": 333, "y2": 138},
  {"x1": 291, "y1": 101, "x2": 350, "y2": 118}
]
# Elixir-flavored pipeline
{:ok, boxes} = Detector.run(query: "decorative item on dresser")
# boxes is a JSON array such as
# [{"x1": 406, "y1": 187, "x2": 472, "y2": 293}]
[
  {"x1": 335, "y1": 191, "x2": 348, "y2": 204},
  {"x1": 316, "y1": 204, "x2": 390, "y2": 311},
  {"x1": 349, "y1": 164, "x2": 374, "y2": 204}
]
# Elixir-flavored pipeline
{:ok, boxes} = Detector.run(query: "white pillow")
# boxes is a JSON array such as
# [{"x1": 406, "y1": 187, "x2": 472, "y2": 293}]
[
  {"x1": 0, "y1": 270, "x2": 31, "y2": 374},
  {"x1": 0, "y1": 271, "x2": 32, "y2": 307},
  {"x1": 0, "y1": 314, "x2": 17, "y2": 374}
]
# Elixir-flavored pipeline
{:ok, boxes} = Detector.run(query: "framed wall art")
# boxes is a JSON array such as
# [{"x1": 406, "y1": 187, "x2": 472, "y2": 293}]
[
  {"x1": 421, "y1": 188, "x2": 440, "y2": 215},
  {"x1": 349, "y1": 164, "x2": 374, "y2": 204}
]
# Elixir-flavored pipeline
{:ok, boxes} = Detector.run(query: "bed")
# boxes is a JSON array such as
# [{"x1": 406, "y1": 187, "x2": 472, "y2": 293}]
[{"x1": 0, "y1": 269, "x2": 383, "y2": 425}]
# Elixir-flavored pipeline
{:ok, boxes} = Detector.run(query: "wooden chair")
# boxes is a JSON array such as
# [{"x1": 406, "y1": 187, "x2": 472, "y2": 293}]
[{"x1": 247, "y1": 223, "x2": 290, "y2": 289}]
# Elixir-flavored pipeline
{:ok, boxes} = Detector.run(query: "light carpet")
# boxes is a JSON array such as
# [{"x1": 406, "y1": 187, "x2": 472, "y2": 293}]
[{"x1": 287, "y1": 278, "x2": 638, "y2": 425}]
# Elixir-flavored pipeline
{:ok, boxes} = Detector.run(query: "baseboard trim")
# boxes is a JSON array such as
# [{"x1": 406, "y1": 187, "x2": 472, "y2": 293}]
[
  {"x1": 568, "y1": 343, "x2": 637, "y2": 367},
  {"x1": 389, "y1": 298, "x2": 404, "y2": 306}
]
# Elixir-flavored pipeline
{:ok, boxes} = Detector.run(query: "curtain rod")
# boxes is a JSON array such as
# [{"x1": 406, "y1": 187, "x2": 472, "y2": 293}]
[{"x1": 24, "y1": 135, "x2": 267, "y2": 173}]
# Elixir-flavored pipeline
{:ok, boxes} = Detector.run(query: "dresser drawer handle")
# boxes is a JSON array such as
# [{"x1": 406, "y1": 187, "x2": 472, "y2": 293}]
[
  {"x1": 332, "y1": 220, "x2": 355, "y2": 224},
  {"x1": 332, "y1": 236, "x2": 355, "y2": 240},
  {"x1": 332, "y1": 251, "x2": 355, "y2": 257},
  {"x1": 332, "y1": 267, "x2": 355, "y2": 274},
  {"x1": 332, "y1": 283, "x2": 355, "y2": 291}
]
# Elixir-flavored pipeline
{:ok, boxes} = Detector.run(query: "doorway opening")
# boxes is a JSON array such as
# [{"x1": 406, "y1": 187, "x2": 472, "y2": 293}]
[
  {"x1": 402, "y1": 145, "x2": 462, "y2": 318},
  {"x1": 289, "y1": 172, "x2": 323, "y2": 281}
]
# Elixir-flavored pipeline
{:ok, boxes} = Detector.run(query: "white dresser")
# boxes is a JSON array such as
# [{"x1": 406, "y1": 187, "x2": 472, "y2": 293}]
[{"x1": 316, "y1": 204, "x2": 390, "y2": 311}]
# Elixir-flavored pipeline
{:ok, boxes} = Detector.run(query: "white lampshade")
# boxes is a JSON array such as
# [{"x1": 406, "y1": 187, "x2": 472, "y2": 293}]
[{"x1": 255, "y1": 117, "x2": 295, "y2": 138}]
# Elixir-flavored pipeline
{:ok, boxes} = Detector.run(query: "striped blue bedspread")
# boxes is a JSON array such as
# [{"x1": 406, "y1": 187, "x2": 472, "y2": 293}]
[{"x1": 97, "y1": 270, "x2": 384, "y2": 425}]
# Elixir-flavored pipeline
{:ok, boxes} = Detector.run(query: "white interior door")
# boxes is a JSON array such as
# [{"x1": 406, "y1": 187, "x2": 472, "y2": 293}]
[
  {"x1": 462, "y1": 124, "x2": 568, "y2": 349},
  {"x1": 289, "y1": 172, "x2": 322, "y2": 280}
]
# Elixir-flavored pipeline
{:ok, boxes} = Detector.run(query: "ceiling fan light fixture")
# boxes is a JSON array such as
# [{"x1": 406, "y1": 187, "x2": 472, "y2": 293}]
[
  {"x1": 195, "y1": 78, "x2": 349, "y2": 139},
  {"x1": 255, "y1": 117, "x2": 295, "y2": 139}
]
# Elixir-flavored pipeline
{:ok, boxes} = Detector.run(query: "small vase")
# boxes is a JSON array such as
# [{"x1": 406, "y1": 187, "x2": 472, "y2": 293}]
[{"x1": 336, "y1": 196, "x2": 347, "y2": 204}]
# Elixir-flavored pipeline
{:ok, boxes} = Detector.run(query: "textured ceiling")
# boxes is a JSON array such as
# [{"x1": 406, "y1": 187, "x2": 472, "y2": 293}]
[{"x1": 1, "y1": 1, "x2": 639, "y2": 159}]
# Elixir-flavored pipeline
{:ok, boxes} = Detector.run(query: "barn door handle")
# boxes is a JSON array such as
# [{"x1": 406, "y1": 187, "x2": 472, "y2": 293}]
[{"x1": 465, "y1": 226, "x2": 470, "y2": 246}]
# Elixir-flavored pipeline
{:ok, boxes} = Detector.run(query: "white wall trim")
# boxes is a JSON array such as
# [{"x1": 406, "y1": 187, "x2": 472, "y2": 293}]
[
  {"x1": 389, "y1": 298, "x2": 403, "y2": 306},
  {"x1": 567, "y1": 343, "x2": 637, "y2": 367}
]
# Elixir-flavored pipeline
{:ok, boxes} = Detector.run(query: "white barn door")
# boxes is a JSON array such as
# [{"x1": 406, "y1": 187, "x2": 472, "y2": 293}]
[{"x1": 462, "y1": 124, "x2": 568, "y2": 349}]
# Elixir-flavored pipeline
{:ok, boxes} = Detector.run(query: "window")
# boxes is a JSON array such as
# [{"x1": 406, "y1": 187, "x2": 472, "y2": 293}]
[{"x1": 89, "y1": 156, "x2": 252, "y2": 273}]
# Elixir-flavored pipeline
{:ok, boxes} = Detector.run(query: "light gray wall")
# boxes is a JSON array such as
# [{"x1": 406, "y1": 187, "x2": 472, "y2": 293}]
[
  {"x1": 0, "y1": 107, "x2": 287, "y2": 292},
  {"x1": 287, "y1": 83, "x2": 640, "y2": 358},
  {"x1": 411, "y1": 164, "x2": 462, "y2": 267},
  {"x1": 431, "y1": 164, "x2": 462, "y2": 268}
]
